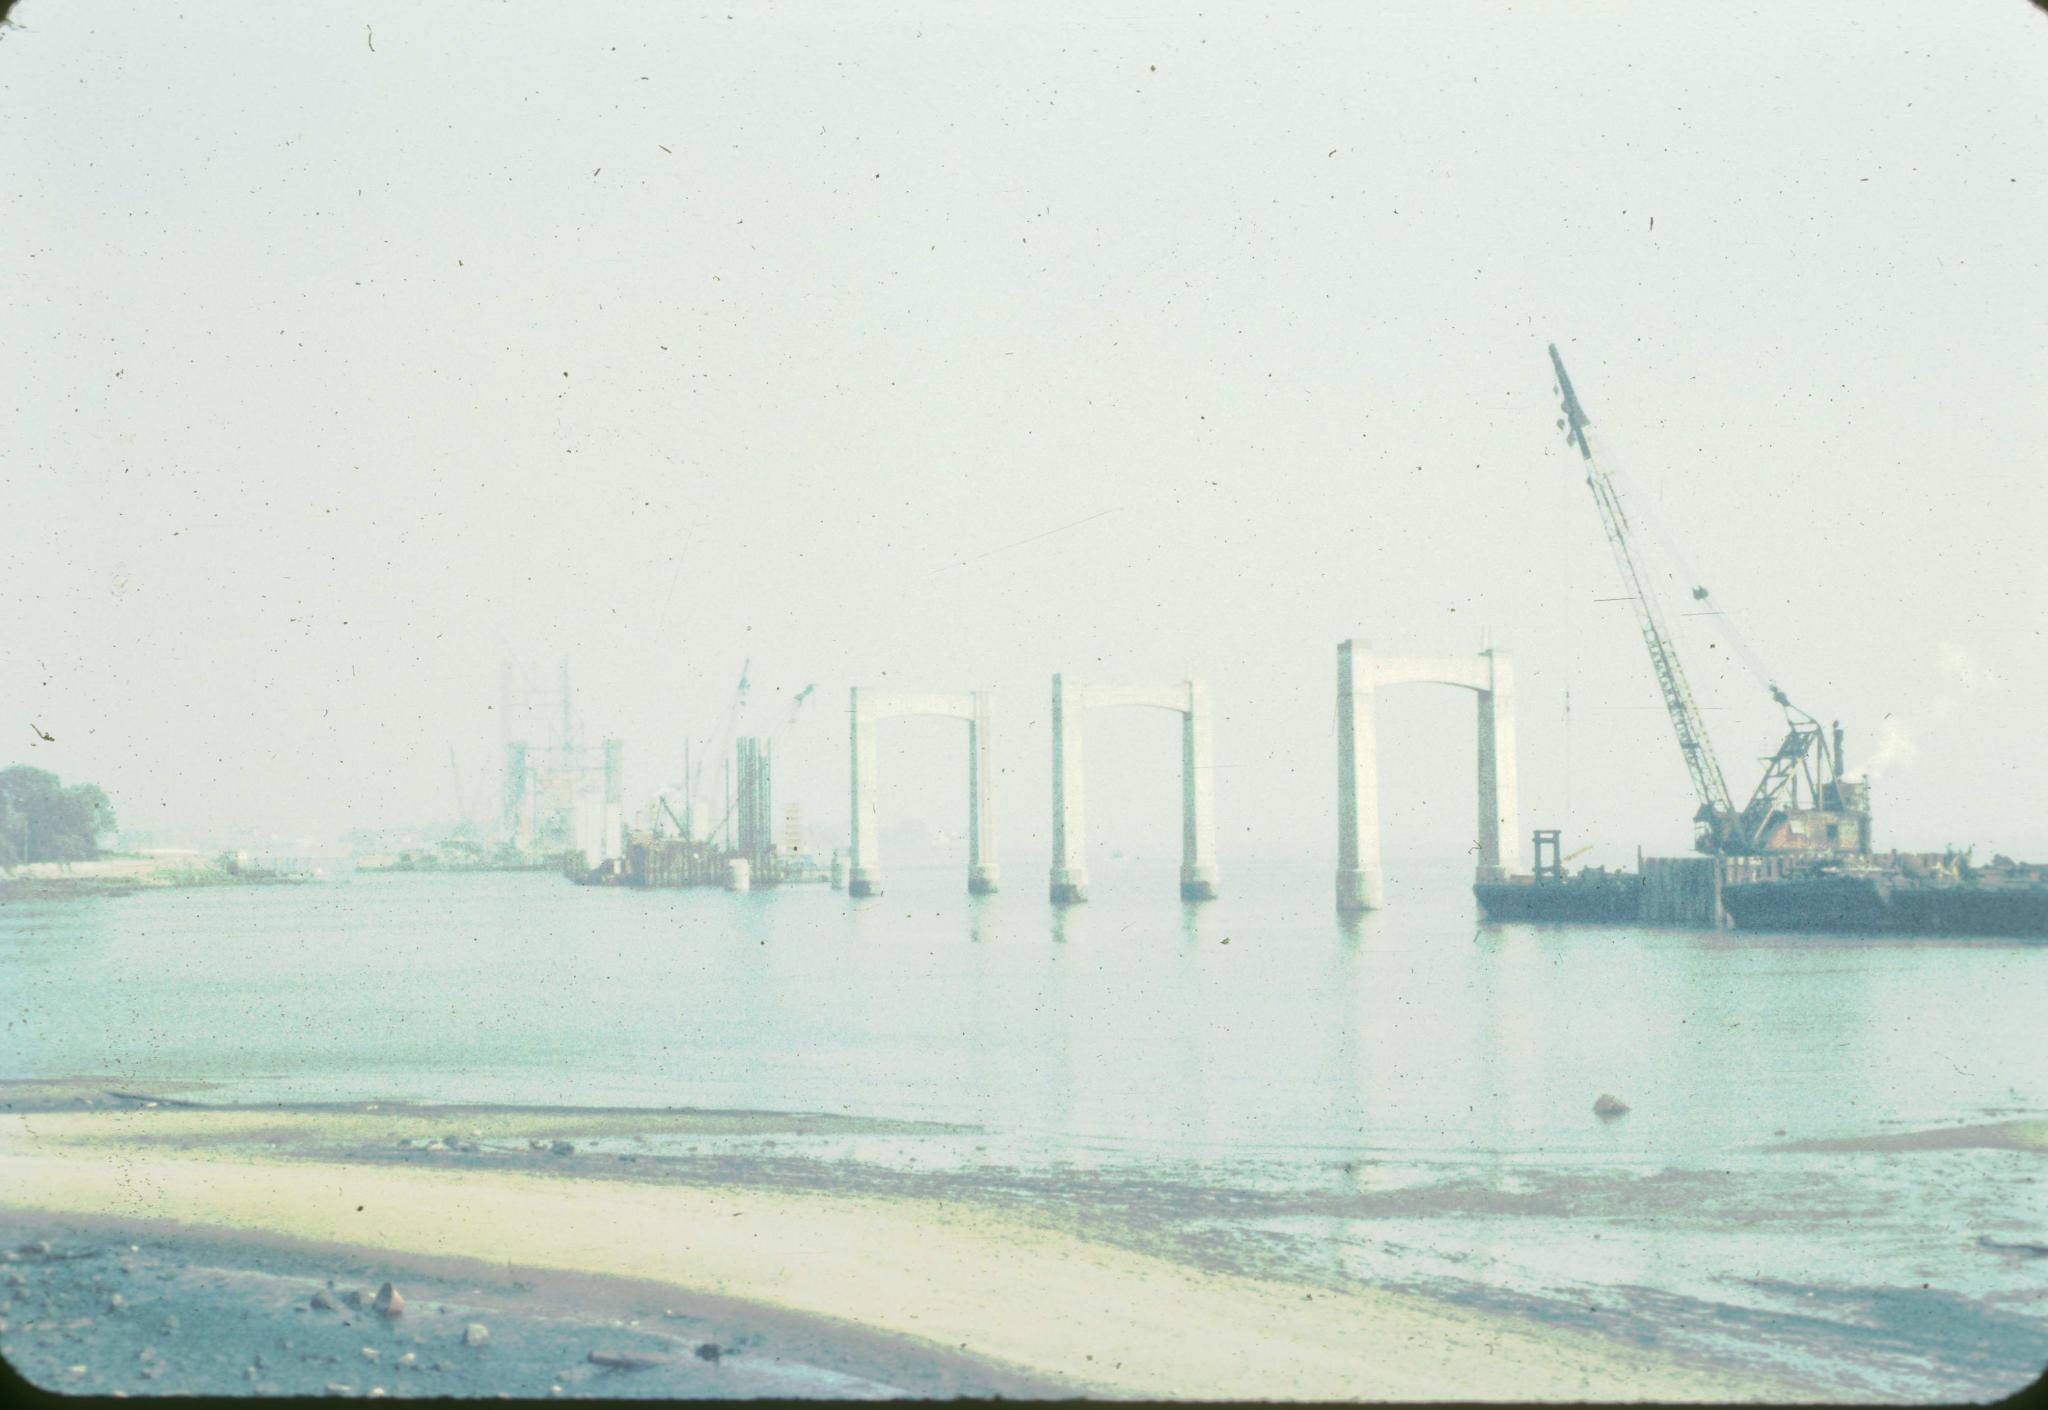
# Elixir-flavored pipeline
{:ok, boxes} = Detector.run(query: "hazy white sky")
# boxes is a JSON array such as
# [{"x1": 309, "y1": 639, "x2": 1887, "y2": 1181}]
[{"x1": 4, "y1": 1, "x2": 2044, "y2": 871}]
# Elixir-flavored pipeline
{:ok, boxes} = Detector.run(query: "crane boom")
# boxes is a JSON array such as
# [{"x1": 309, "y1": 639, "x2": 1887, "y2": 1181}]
[
  {"x1": 448, "y1": 745, "x2": 469, "y2": 831},
  {"x1": 1548, "y1": 345, "x2": 1737, "y2": 845}
]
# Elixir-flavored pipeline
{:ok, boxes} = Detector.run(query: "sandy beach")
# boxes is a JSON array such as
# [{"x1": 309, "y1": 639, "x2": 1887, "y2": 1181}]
[{"x1": 0, "y1": 1083, "x2": 1822, "y2": 1401}]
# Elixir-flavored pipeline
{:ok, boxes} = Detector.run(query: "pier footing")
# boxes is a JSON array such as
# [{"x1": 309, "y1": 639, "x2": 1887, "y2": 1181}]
[
  {"x1": 1334, "y1": 865, "x2": 1383, "y2": 913},
  {"x1": 1049, "y1": 868, "x2": 1089, "y2": 905}
]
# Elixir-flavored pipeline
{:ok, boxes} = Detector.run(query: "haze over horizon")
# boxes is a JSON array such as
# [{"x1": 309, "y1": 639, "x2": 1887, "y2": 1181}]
[{"x1": 4, "y1": 1, "x2": 2044, "y2": 874}]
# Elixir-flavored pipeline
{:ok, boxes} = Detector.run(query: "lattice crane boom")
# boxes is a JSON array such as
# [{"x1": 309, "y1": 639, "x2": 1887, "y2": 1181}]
[{"x1": 1548, "y1": 345, "x2": 1737, "y2": 844}]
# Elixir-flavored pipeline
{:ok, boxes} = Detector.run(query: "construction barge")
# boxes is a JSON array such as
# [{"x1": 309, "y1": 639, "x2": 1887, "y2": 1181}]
[
  {"x1": 1478, "y1": 836, "x2": 2048, "y2": 937},
  {"x1": 1474, "y1": 344, "x2": 2047, "y2": 938},
  {"x1": 573, "y1": 732, "x2": 834, "y2": 892},
  {"x1": 1721, "y1": 854, "x2": 2048, "y2": 937}
]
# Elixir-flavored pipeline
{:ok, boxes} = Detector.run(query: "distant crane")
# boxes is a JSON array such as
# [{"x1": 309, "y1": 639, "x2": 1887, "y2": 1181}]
[
  {"x1": 1547, "y1": 344, "x2": 1863, "y2": 857},
  {"x1": 694, "y1": 677, "x2": 818, "y2": 846},
  {"x1": 447, "y1": 745, "x2": 471, "y2": 837},
  {"x1": 688, "y1": 660, "x2": 751, "y2": 810},
  {"x1": 778, "y1": 683, "x2": 816, "y2": 733}
]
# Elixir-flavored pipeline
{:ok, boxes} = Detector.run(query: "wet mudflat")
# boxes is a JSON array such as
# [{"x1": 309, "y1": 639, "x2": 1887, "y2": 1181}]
[
  {"x1": 8, "y1": 1092, "x2": 2046, "y2": 1400},
  {"x1": 0, "y1": 1219, "x2": 1049, "y2": 1399}
]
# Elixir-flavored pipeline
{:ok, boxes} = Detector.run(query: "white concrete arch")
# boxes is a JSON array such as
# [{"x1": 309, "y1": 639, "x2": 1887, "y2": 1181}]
[
  {"x1": 1049, "y1": 674, "x2": 1218, "y2": 904},
  {"x1": 847, "y1": 687, "x2": 997, "y2": 898},
  {"x1": 1335, "y1": 640, "x2": 1520, "y2": 912}
]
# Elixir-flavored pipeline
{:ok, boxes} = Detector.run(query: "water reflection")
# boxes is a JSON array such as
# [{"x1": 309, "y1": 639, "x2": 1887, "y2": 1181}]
[
  {"x1": 0, "y1": 863, "x2": 2038, "y2": 1161},
  {"x1": 965, "y1": 894, "x2": 998, "y2": 945},
  {"x1": 1047, "y1": 901, "x2": 1080, "y2": 945}
]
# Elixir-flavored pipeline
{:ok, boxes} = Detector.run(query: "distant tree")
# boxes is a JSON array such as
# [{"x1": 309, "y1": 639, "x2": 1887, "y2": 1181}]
[{"x1": 0, "y1": 766, "x2": 118, "y2": 866}]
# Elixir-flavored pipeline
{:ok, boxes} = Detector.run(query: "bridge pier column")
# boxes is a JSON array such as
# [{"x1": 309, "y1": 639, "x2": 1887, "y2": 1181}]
[
  {"x1": 1180, "y1": 681, "x2": 1218, "y2": 900},
  {"x1": 1476, "y1": 650, "x2": 1521, "y2": 883},
  {"x1": 967, "y1": 689, "x2": 999, "y2": 894},
  {"x1": 1048, "y1": 674, "x2": 1088, "y2": 904},
  {"x1": 1335, "y1": 639, "x2": 1385, "y2": 912},
  {"x1": 847, "y1": 688, "x2": 882, "y2": 897}
]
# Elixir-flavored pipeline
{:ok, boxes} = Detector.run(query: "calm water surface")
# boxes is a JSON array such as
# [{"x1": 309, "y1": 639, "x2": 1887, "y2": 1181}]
[{"x1": 4, "y1": 859, "x2": 2044, "y2": 1397}]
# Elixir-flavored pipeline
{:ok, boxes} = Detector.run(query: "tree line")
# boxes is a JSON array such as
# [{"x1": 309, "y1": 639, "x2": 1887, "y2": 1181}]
[{"x1": 1, "y1": 766, "x2": 117, "y2": 865}]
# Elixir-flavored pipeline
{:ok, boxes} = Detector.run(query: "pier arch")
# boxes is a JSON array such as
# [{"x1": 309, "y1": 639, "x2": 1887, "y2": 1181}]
[
  {"x1": 1335, "y1": 641, "x2": 1520, "y2": 912},
  {"x1": 1049, "y1": 675, "x2": 1217, "y2": 904},
  {"x1": 847, "y1": 687, "x2": 997, "y2": 898}
]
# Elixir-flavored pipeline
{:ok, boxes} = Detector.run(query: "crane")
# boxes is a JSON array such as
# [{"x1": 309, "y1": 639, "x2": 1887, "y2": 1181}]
[
  {"x1": 447, "y1": 745, "x2": 472, "y2": 838},
  {"x1": 690, "y1": 675, "x2": 818, "y2": 848},
  {"x1": 1547, "y1": 345, "x2": 1863, "y2": 857},
  {"x1": 688, "y1": 660, "x2": 751, "y2": 804}
]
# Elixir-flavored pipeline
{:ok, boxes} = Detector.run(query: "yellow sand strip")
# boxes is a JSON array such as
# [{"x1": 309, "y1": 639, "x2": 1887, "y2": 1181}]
[{"x1": 0, "y1": 1127, "x2": 1806, "y2": 1401}]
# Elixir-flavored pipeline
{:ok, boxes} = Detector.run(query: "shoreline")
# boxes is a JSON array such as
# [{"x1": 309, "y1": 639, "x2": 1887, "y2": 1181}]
[
  {"x1": 0, "y1": 1095, "x2": 1819, "y2": 1402},
  {"x1": 1766, "y1": 1117, "x2": 2048, "y2": 1155},
  {"x1": 0, "y1": 874, "x2": 310, "y2": 902}
]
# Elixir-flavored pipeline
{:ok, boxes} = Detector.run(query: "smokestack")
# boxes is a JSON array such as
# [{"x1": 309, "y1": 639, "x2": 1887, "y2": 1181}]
[{"x1": 1832, "y1": 721, "x2": 1845, "y2": 778}]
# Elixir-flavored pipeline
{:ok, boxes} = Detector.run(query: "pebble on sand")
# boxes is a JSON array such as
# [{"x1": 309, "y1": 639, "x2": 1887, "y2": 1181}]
[
  {"x1": 461, "y1": 1322, "x2": 490, "y2": 1348},
  {"x1": 372, "y1": 1282, "x2": 404, "y2": 1318},
  {"x1": 1593, "y1": 1093, "x2": 1631, "y2": 1119},
  {"x1": 695, "y1": 1342, "x2": 723, "y2": 1363},
  {"x1": 310, "y1": 1290, "x2": 338, "y2": 1311}
]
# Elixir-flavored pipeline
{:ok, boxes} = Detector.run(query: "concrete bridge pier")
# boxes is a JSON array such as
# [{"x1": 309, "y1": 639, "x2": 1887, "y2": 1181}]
[
  {"x1": 1048, "y1": 674, "x2": 1217, "y2": 905},
  {"x1": 1179, "y1": 681, "x2": 1219, "y2": 900},
  {"x1": 848, "y1": 686, "x2": 998, "y2": 898},
  {"x1": 967, "y1": 689, "x2": 1000, "y2": 894},
  {"x1": 847, "y1": 691, "x2": 883, "y2": 898},
  {"x1": 1334, "y1": 641, "x2": 1385, "y2": 913},
  {"x1": 1333, "y1": 641, "x2": 1520, "y2": 912},
  {"x1": 1474, "y1": 651, "x2": 1519, "y2": 885},
  {"x1": 1048, "y1": 675, "x2": 1088, "y2": 903}
]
